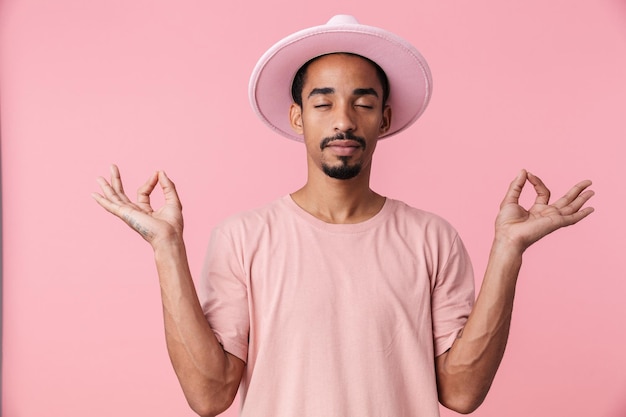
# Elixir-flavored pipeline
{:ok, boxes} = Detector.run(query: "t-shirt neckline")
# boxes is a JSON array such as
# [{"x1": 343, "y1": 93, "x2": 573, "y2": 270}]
[{"x1": 282, "y1": 194, "x2": 394, "y2": 234}]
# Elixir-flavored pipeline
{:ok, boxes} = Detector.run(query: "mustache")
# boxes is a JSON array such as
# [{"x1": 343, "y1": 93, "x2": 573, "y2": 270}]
[{"x1": 320, "y1": 132, "x2": 367, "y2": 151}]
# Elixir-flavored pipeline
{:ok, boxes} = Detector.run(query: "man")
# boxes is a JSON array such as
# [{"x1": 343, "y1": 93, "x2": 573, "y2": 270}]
[{"x1": 93, "y1": 15, "x2": 594, "y2": 417}]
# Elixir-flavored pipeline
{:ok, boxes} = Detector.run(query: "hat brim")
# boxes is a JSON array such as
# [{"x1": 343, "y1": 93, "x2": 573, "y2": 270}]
[{"x1": 249, "y1": 19, "x2": 433, "y2": 142}]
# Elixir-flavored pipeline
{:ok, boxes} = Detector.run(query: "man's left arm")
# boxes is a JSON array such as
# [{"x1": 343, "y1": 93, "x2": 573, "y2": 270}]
[{"x1": 435, "y1": 169, "x2": 595, "y2": 414}]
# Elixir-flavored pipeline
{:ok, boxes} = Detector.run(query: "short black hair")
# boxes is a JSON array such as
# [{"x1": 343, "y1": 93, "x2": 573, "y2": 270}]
[{"x1": 291, "y1": 53, "x2": 390, "y2": 109}]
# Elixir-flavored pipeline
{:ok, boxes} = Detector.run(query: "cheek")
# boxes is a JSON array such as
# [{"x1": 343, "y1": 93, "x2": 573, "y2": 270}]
[
  {"x1": 301, "y1": 114, "x2": 329, "y2": 141},
  {"x1": 302, "y1": 110, "x2": 327, "y2": 127}
]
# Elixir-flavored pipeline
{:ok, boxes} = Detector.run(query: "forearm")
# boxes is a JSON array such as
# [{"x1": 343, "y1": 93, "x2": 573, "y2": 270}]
[
  {"x1": 154, "y1": 236, "x2": 243, "y2": 417},
  {"x1": 93, "y1": 167, "x2": 242, "y2": 415},
  {"x1": 436, "y1": 171, "x2": 594, "y2": 413},
  {"x1": 437, "y1": 237, "x2": 522, "y2": 413}
]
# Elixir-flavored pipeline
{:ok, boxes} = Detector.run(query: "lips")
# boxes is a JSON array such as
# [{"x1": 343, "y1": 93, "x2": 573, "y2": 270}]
[
  {"x1": 325, "y1": 140, "x2": 363, "y2": 156},
  {"x1": 325, "y1": 139, "x2": 362, "y2": 148},
  {"x1": 320, "y1": 134, "x2": 366, "y2": 151}
]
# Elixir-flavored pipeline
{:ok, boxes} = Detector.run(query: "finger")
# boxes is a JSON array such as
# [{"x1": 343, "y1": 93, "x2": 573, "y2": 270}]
[
  {"x1": 95, "y1": 175, "x2": 142, "y2": 215},
  {"x1": 110, "y1": 164, "x2": 123, "y2": 192},
  {"x1": 158, "y1": 171, "x2": 183, "y2": 210},
  {"x1": 559, "y1": 189, "x2": 595, "y2": 216},
  {"x1": 91, "y1": 190, "x2": 121, "y2": 215},
  {"x1": 560, "y1": 205, "x2": 595, "y2": 227},
  {"x1": 526, "y1": 172, "x2": 551, "y2": 206},
  {"x1": 500, "y1": 169, "x2": 528, "y2": 209},
  {"x1": 96, "y1": 176, "x2": 124, "y2": 204},
  {"x1": 109, "y1": 164, "x2": 132, "y2": 204},
  {"x1": 94, "y1": 175, "x2": 136, "y2": 215},
  {"x1": 551, "y1": 180, "x2": 593, "y2": 210},
  {"x1": 136, "y1": 171, "x2": 159, "y2": 212}
]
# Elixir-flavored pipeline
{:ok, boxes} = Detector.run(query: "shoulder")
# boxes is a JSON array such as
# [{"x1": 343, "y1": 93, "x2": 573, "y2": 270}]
[
  {"x1": 385, "y1": 198, "x2": 460, "y2": 237},
  {"x1": 212, "y1": 196, "x2": 291, "y2": 237}
]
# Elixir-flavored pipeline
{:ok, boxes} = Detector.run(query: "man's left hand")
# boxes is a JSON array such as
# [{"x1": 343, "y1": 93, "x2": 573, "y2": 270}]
[{"x1": 494, "y1": 169, "x2": 595, "y2": 253}]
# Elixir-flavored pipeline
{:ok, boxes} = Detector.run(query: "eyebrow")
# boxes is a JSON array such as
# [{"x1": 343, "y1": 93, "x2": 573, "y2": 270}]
[
  {"x1": 307, "y1": 87, "x2": 379, "y2": 99},
  {"x1": 353, "y1": 88, "x2": 379, "y2": 98},
  {"x1": 307, "y1": 87, "x2": 334, "y2": 98}
]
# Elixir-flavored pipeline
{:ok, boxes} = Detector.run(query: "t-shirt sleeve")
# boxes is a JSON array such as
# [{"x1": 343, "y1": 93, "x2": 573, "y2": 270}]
[
  {"x1": 198, "y1": 227, "x2": 250, "y2": 363},
  {"x1": 431, "y1": 233, "x2": 475, "y2": 357}
]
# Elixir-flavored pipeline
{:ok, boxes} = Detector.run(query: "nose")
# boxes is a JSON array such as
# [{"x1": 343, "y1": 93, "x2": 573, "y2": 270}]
[{"x1": 333, "y1": 103, "x2": 356, "y2": 133}]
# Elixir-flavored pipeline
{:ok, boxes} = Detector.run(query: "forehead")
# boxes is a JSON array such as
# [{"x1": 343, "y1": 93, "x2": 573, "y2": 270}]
[{"x1": 304, "y1": 54, "x2": 382, "y2": 87}]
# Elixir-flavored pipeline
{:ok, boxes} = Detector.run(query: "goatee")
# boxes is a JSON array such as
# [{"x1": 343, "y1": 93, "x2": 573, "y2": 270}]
[
  {"x1": 322, "y1": 157, "x2": 362, "y2": 180},
  {"x1": 319, "y1": 131, "x2": 365, "y2": 180}
]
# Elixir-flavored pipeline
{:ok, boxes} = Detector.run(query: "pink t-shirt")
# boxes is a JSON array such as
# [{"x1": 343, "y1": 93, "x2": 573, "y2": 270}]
[{"x1": 200, "y1": 195, "x2": 475, "y2": 416}]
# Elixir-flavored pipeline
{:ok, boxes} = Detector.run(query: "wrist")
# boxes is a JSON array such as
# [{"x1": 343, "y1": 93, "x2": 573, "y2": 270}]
[
  {"x1": 483, "y1": 237, "x2": 524, "y2": 290},
  {"x1": 490, "y1": 235, "x2": 525, "y2": 264},
  {"x1": 152, "y1": 232, "x2": 186, "y2": 257},
  {"x1": 492, "y1": 230, "x2": 528, "y2": 256}
]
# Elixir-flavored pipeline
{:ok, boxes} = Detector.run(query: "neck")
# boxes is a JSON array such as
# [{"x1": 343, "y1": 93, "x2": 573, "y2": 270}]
[{"x1": 291, "y1": 167, "x2": 385, "y2": 224}]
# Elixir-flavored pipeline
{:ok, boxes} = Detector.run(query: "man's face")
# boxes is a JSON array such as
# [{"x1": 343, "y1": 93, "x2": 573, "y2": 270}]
[{"x1": 289, "y1": 54, "x2": 392, "y2": 180}]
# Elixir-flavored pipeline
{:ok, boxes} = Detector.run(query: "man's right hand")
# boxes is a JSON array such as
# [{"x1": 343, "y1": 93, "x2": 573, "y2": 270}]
[
  {"x1": 93, "y1": 165, "x2": 244, "y2": 415},
  {"x1": 92, "y1": 164, "x2": 184, "y2": 248}
]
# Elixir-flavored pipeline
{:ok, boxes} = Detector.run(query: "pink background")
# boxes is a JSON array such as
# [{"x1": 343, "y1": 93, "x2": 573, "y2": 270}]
[{"x1": 2, "y1": 1, "x2": 625, "y2": 416}]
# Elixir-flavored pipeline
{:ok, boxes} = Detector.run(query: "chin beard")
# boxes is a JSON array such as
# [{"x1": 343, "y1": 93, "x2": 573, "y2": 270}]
[
  {"x1": 322, "y1": 158, "x2": 362, "y2": 180},
  {"x1": 319, "y1": 132, "x2": 366, "y2": 180}
]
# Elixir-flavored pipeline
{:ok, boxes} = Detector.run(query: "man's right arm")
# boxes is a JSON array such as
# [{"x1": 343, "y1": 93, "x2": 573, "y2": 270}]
[
  {"x1": 93, "y1": 165, "x2": 244, "y2": 417},
  {"x1": 155, "y1": 236, "x2": 244, "y2": 417}
]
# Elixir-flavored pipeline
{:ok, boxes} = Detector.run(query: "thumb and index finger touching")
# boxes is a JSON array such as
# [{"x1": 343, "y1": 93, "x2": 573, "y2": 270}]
[
  {"x1": 500, "y1": 169, "x2": 532, "y2": 209},
  {"x1": 501, "y1": 169, "x2": 553, "y2": 207},
  {"x1": 500, "y1": 168, "x2": 595, "y2": 220},
  {"x1": 92, "y1": 164, "x2": 180, "y2": 215}
]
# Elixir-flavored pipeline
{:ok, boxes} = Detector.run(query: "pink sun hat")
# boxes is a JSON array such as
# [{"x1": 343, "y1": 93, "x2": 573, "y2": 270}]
[{"x1": 248, "y1": 14, "x2": 433, "y2": 142}]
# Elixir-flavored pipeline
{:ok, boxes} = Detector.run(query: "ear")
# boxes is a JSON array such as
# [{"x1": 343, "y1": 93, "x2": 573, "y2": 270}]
[
  {"x1": 378, "y1": 105, "x2": 392, "y2": 136},
  {"x1": 289, "y1": 103, "x2": 304, "y2": 135}
]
